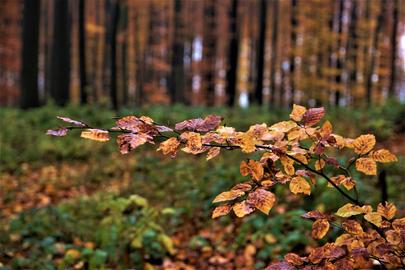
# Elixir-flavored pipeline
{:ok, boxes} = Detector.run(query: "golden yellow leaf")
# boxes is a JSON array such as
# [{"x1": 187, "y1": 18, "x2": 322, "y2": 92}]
[
  {"x1": 212, "y1": 190, "x2": 245, "y2": 203},
  {"x1": 315, "y1": 159, "x2": 325, "y2": 170},
  {"x1": 281, "y1": 156, "x2": 295, "y2": 176},
  {"x1": 269, "y1": 121, "x2": 298, "y2": 133},
  {"x1": 311, "y1": 219, "x2": 330, "y2": 239},
  {"x1": 332, "y1": 134, "x2": 346, "y2": 149},
  {"x1": 355, "y1": 157, "x2": 377, "y2": 175},
  {"x1": 80, "y1": 129, "x2": 109, "y2": 142},
  {"x1": 289, "y1": 176, "x2": 311, "y2": 195},
  {"x1": 364, "y1": 212, "x2": 383, "y2": 227},
  {"x1": 212, "y1": 204, "x2": 232, "y2": 219},
  {"x1": 353, "y1": 134, "x2": 375, "y2": 154},
  {"x1": 246, "y1": 188, "x2": 276, "y2": 215},
  {"x1": 335, "y1": 203, "x2": 370, "y2": 217},
  {"x1": 157, "y1": 137, "x2": 180, "y2": 156},
  {"x1": 320, "y1": 121, "x2": 332, "y2": 137},
  {"x1": 181, "y1": 132, "x2": 203, "y2": 154},
  {"x1": 377, "y1": 202, "x2": 397, "y2": 220},
  {"x1": 369, "y1": 149, "x2": 398, "y2": 163},
  {"x1": 293, "y1": 153, "x2": 308, "y2": 164},
  {"x1": 240, "y1": 160, "x2": 264, "y2": 181},
  {"x1": 289, "y1": 104, "x2": 307, "y2": 122},
  {"x1": 231, "y1": 132, "x2": 257, "y2": 153},
  {"x1": 233, "y1": 201, "x2": 255, "y2": 218}
]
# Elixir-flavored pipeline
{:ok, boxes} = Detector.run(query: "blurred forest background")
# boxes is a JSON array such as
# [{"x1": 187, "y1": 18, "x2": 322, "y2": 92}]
[
  {"x1": 1, "y1": 0, "x2": 405, "y2": 269},
  {"x1": 1, "y1": 0, "x2": 405, "y2": 109}
]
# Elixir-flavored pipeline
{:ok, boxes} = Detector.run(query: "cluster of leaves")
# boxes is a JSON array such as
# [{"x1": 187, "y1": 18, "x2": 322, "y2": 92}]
[{"x1": 47, "y1": 104, "x2": 403, "y2": 269}]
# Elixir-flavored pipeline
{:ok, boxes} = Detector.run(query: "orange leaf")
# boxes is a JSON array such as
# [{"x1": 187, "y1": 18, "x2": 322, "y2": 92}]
[
  {"x1": 289, "y1": 176, "x2": 311, "y2": 195},
  {"x1": 80, "y1": 129, "x2": 109, "y2": 142},
  {"x1": 212, "y1": 190, "x2": 245, "y2": 203},
  {"x1": 212, "y1": 204, "x2": 232, "y2": 219},
  {"x1": 355, "y1": 157, "x2": 377, "y2": 175},
  {"x1": 342, "y1": 219, "x2": 363, "y2": 234},
  {"x1": 233, "y1": 201, "x2": 255, "y2": 218},
  {"x1": 353, "y1": 134, "x2": 375, "y2": 154},
  {"x1": 157, "y1": 137, "x2": 180, "y2": 157},
  {"x1": 206, "y1": 147, "x2": 220, "y2": 160},
  {"x1": 364, "y1": 212, "x2": 383, "y2": 227},
  {"x1": 240, "y1": 160, "x2": 264, "y2": 181},
  {"x1": 369, "y1": 149, "x2": 398, "y2": 163},
  {"x1": 312, "y1": 219, "x2": 330, "y2": 239},
  {"x1": 284, "y1": 253, "x2": 305, "y2": 266},
  {"x1": 246, "y1": 188, "x2": 276, "y2": 215},
  {"x1": 302, "y1": 107, "x2": 325, "y2": 127},
  {"x1": 289, "y1": 104, "x2": 307, "y2": 122},
  {"x1": 377, "y1": 202, "x2": 397, "y2": 220}
]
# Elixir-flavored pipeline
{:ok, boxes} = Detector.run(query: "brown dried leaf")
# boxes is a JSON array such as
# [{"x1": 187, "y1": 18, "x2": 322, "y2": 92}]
[
  {"x1": 246, "y1": 188, "x2": 276, "y2": 215},
  {"x1": 117, "y1": 133, "x2": 150, "y2": 154},
  {"x1": 206, "y1": 147, "x2": 220, "y2": 160},
  {"x1": 312, "y1": 219, "x2": 330, "y2": 239},
  {"x1": 289, "y1": 176, "x2": 311, "y2": 195},
  {"x1": 289, "y1": 104, "x2": 307, "y2": 122},
  {"x1": 353, "y1": 134, "x2": 375, "y2": 154},
  {"x1": 175, "y1": 115, "x2": 222, "y2": 132},
  {"x1": 342, "y1": 220, "x2": 364, "y2": 234},
  {"x1": 240, "y1": 160, "x2": 264, "y2": 181},
  {"x1": 370, "y1": 149, "x2": 398, "y2": 163},
  {"x1": 212, "y1": 204, "x2": 232, "y2": 219},
  {"x1": 284, "y1": 253, "x2": 305, "y2": 266},
  {"x1": 80, "y1": 129, "x2": 109, "y2": 142},
  {"x1": 157, "y1": 137, "x2": 180, "y2": 157},
  {"x1": 364, "y1": 212, "x2": 383, "y2": 227},
  {"x1": 302, "y1": 107, "x2": 325, "y2": 126},
  {"x1": 355, "y1": 157, "x2": 377, "y2": 175},
  {"x1": 233, "y1": 201, "x2": 255, "y2": 218},
  {"x1": 57, "y1": 116, "x2": 86, "y2": 127},
  {"x1": 212, "y1": 190, "x2": 245, "y2": 203},
  {"x1": 302, "y1": 210, "x2": 328, "y2": 220},
  {"x1": 47, "y1": 127, "x2": 68, "y2": 137},
  {"x1": 377, "y1": 202, "x2": 397, "y2": 220}
]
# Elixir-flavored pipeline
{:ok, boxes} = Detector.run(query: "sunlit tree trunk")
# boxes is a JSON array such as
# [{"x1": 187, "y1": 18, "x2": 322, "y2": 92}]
[{"x1": 21, "y1": 0, "x2": 40, "y2": 108}]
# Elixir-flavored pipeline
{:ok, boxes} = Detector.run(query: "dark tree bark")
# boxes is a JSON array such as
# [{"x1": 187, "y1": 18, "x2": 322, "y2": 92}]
[
  {"x1": 50, "y1": 0, "x2": 71, "y2": 106},
  {"x1": 254, "y1": 0, "x2": 267, "y2": 106},
  {"x1": 170, "y1": 0, "x2": 185, "y2": 104},
  {"x1": 365, "y1": 0, "x2": 385, "y2": 105},
  {"x1": 78, "y1": 0, "x2": 87, "y2": 104},
  {"x1": 334, "y1": 0, "x2": 344, "y2": 107},
  {"x1": 347, "y1": 0, "x2": 358, "y2": 104},
  {"x1": 20, "y1": 0, "x2": 41, "y2": 109},
  {"x1": 110, "y1": 0, "x2": 120, "y2": 110},
  {"x1": 269, "y1": 0, "x2": 279, "y2": 106},
  {"x1": 289, "y1": 0, "x2": 297, "y2": 107},
  {"x1": 389, "y1": 0, "x2": 399, "y2": 97},
  {"x1": 226, "y1": 0, "x2": 239, "y2": 107}
]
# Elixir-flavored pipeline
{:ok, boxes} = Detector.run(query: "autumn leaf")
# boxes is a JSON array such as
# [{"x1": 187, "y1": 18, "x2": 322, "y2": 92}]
[
  {"x1": 312, "y1": 219, "x2": 330, "y2": 239},
  {"x1": 181, "y1": 132, "x2": 204, "y2": 154},
  {"x1": 342, "y1": 219, "x2": 363, "y2": 234},
  {"x1": 80, "y1": 129, "x2": 109, "y2": 142},
  {"x1": 302, "y1": 107, "x2": 325, "y2": 126},
  {"x1": 355, "y1": 157, "x2": 377, "y2": 175},
  {"x1": 269, "y1": 121, "x2": 297, "y2": 133},
  {"x1": 57, "y1": 116, "x2": 86, "y2": 127},
  {"x1": 369, "y1": 149, "x2": 398, "y2": 163},
  {"x1": 364, "y1": 212, "x2": 383, "y2": 227},
  {"x1": 246, "y1": 188, "x2": 276, "y2": 215},
  {"x1": 212, "y1": 204, "x2": 232, "y2": 219},
  {"x1": 175, "y1": 115, "x2": 222, "y2": 132},
  {"x1": 117, "y1": 133, "x2": 151, "y2": 154},
  {"x1": 289, "y1": 176, "x2": 311, "y2": 195},
  {"x1": 240, "y1": 160, "x2": 264, "y2": 181},
  {"x1": 231, "y1": 132, "x2": 257, "y2": 153},
  {"x1": 353, "y1": 134, "x2": 375, "y2": 154},
  {"x1": 212, "y1": 190, "x2": 245, "y2": 203},
  {"x1": 157, "y1": 137, "x2": 180, "y2": 157},
  {"x1": 377, "y1": 202, "x2": 397, "y2": 220},
  {"x1": 206, "y1": 147, "x2": 220, "y2": 160},
  {"x1": 233, "y1": 201, "x2": 255, "y2": 218},
  {"x1": 280, "y1": 156, "x2": 295, "y2": 176},
  {"x1": 284, "y1": 253, "x2": 305, "y2": 266},
  {"x1": 289, "y1": 104, "x2": 307, "y2": 122},
  {"x1": 336, "y1": 203, "x2": 371, "y2": 217},
  {"x1": 314, "y1": 159, "x2": 325, "y2": 170},
  {"x1": 47, "y1": 127, "x2": 68, "y2": 137},
  {"x1": 301, "y1": 210, "x2": 328, "y2": 220}
]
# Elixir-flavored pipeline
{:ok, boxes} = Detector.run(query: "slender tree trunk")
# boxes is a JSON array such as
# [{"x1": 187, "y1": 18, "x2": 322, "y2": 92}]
[
  {"x1": 110, "y1": 0, "x2": 119, "y2": 110},
  {"x1": 226, "y1": 0, "x2": 239, "y2": 107},
  {"x1": 347, "y1": 0, "x2": 358, "y2": 105},
  {"x1": 170, "y1": 0, "x2": 185, "y2": 104},
  {"x1": 254, "y1": 0, "x2": 267, "y2": 106},
  {"x1": 366, "y1": 0, "x2": 385, "y2": 105},
  {"x1": 50, "y1": 0, "x2": 71, "y2": 106},
  {"x1": 289, "y1": 0, "x2": 297, "y2": 107},
  {"x1": 269, "y1": 0, "x2": 279, "y2": 106},
  {"x1": 389, "y1": 0, "x2": 399, "y2": 97},
  {"x1": 21, "y1": 0, "x2": 40, "y2": 109},
  {"x1": 78, "y1": 0, "x2": 87, "y2": 104},
  {"x1": 334, "y1": 0, "x2": 344, "y2": 107}
]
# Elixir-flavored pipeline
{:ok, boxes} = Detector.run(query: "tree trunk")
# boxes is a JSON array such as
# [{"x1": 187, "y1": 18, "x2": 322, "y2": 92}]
[
  {"x1": 334, "y1": 0, "x2": 344, "y2": 107},
  {"x1": 50, "y1": 0, "x2": 71, "y2": 106},
  {"x1": 78, "y1": 0, "x2": 87, "y2": 104},
  {"x1": 289, "y1": 0, "x2": 297, "y2": 107},
  {"x1": 254, "y1": 0, "x2": 267, "y2": 106},
  {"x1": 269, "y1": 0, "x2": 279, "y2": 106},
  {"x1": 226, "y1": 0, "x2": 239, "y2": 107},
  {"x1": 110, "y1": 0, "x2": 119, "y2": 110},
  {"x1": 21, "y1": 0, "x2": 41, "y2": 109},
  {"x1": 389, "y1": 0, "x2": 399, "y2": 97}
]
